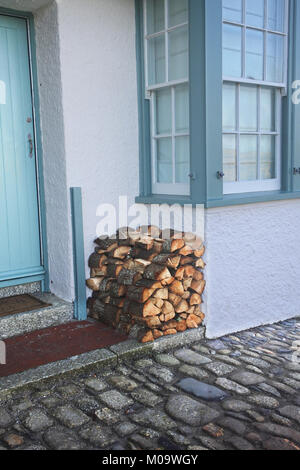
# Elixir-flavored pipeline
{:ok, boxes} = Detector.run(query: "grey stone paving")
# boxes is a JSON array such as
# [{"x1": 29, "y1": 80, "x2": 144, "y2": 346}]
[{"x1": 0, "y1": 318, "x2": 300, "y2": 450}]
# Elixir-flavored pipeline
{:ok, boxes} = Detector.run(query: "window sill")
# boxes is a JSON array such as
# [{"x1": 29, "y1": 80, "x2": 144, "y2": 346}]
[{"x1": 135, "y1": 191, "x2": 300, "y2": 208}]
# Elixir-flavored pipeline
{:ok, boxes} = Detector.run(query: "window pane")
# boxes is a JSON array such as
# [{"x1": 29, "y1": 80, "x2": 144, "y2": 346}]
[
  {"x1": 240, "y1": 85, "x2": 257, "y2": 131},
  {"x1": 157, "y1": 138, "x2": 172, "y2": 183},
  {"x1": 240, "y1": 135, "x2": 258, "y2": 180},
  {"x1": 223, "y1": 83, "x2": 236, "y2": 131},
  {"x1": 267, "y1": 0, "x2": 285, "y2": 32},
  {"x1": 261, "y1": 135, "x2": 276, "y2": 179},
  {"x1": 148, "y1": 35, "x2": 166, "y2": 85},
  {"x1": 168, "y1": 0, "x2": 188, "y2": 27},
  {"x1": 246, "y1": 0, "x2": 265, "y2": 28},
  {"x1": 223, "y1": 24, "x2": 242, "y2": 77},
  {"x1": 266, "y1": 33, "x2": 284, "y2": 83},
  {"x1": 168, "y1": 25, "x2": 189, "y2": 81},
  {"x1": 175, "y1": 136, "x2": 190, "y2": 183},
  {"x1": 147, "y1": 0, "x2": 165, "y2": 34},
  {"x1": 223, "y1": 134, "x2": 237, "y2": 182},
  {"x1": 155, "y1": 88, "x2": 172, "y2": 135},
  {"x1": 223, "y1": 0, "x2": 243, "y2": 23},
  {"x1": 175, "y1": 84, "x2": 189, "y2": 133},
  {"x1": 261, "y1": 87, "x2": 276, "y2": 131},
  {"x1": 245, "y1": 29, "x2": 264, "y2": 80}
]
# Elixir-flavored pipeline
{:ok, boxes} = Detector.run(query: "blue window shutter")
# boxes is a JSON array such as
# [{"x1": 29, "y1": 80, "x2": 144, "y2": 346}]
[
  {"x1": 291, "y1": 0, "x2": 300, "y2": 192},
  {"x1": 204, "y1": 0, "x2": 223, "y2": 202},
  {"x1": 135, "y1": 0, "x2": 152, "y2": 197},
  {"x1": 189, "y1": 0, "x2": 206, "y2": 203}
]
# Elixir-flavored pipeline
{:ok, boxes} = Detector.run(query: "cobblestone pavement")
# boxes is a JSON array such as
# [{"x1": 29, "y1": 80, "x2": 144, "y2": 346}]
[{"x1": 1, "y1": 318, "x2": 300, "y2": 451}]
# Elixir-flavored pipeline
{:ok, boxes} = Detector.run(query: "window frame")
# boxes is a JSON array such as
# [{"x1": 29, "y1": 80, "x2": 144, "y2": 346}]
[{"x1": 135, "y1": 0, "x2": 300, "y2": 208}]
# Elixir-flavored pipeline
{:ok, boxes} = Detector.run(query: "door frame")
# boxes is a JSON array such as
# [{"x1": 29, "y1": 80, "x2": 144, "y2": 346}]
[{"x1": 0, "y1": 7, "x2": 49, "y2": 292}]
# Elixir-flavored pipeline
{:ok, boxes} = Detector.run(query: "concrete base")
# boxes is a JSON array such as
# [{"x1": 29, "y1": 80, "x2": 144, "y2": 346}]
[{"x1": 0, "y1": 293, "x2": 73, "y2": 340}]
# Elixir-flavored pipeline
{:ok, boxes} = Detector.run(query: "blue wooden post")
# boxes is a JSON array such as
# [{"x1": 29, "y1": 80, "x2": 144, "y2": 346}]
[{"x1": 70, "y1": 187, "x2": 87, "y2": 321}]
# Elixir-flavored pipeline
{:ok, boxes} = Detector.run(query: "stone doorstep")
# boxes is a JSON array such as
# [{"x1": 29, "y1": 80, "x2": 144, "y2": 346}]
[
  {"x1": 0, "y1": 293, "x2": 73, "y2": 340},
  {"x1": 0, "y1": 327, "x2": 205, "y2": 398}
]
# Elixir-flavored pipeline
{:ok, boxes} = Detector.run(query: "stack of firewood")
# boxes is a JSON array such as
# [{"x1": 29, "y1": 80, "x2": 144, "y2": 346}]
[{"x1": 86, "y1": 227, "x2": 205, "y2": 343}]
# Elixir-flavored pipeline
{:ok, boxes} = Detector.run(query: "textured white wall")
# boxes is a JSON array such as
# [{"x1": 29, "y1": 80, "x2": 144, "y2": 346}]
[
  {"x1": 204, "y1": 199, "x2": 300, "y2": 338},
  {"x1": 34, "y1": 1, "x2": 74, "y2": 301},
  {"x1": 57, "y1": 0, "x2": 139, "y2": 282}
]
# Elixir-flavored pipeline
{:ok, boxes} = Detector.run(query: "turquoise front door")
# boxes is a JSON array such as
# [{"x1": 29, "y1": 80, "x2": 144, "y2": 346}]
[{"x1": 0, "y1": 15, "x2": 42, "y2": 283}]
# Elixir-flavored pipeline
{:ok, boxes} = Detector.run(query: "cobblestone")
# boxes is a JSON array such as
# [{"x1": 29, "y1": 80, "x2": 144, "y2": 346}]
[{"x1": 0, "y1": 317, "x2": 300, "y2": 450}]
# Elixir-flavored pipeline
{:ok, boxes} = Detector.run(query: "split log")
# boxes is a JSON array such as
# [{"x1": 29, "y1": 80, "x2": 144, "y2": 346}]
[
  {"x1": 138, "y1": 329, "x2": 154, "y2": 343},
  {"x1": 163, "y1": 329, "x2": 177, "y2": 336},
  {"x1": 160, "y1": 311, "x2": 176, "y2": 323},
  {"x1": 190, "y1": 293, "x2": 202, "y2": 306},
  {"x1": 175, "y1": 299, "x2": 189, "y2": 314},
  {"x1": 152, "y1": 254, "x2": 181, "y2": 270},
  {"x1": 153, "y1": 329, "x2": 164, "y2": 339},
  {"x1": 161, "y1": 301, "x2": 175, "y2": 315},
  {"x1": 90, "y1": 267, "x2": 107, "y2": 277},
  {"x1": 175, "y1": 267, "x2": 185, "y2": 281},
  {"x1": 195, "y1": 258, "x2": 206, "y2": 269},
  {"x1": 191, "y1": 280, "x2": 206, "y2": 295},
  {"x1": 127, "y1": 286, "x2": 155, "y2": 304},
  {"x1": 86, "y1": 277, "x2": 104, "y2": 292},
  {"x1": 139, "y1": 225, "x2": 161, "y2": 238},
  {"x1": 183, "y1": 278, "x2": 193, "y2": 291},
  {"x1": 109, "y1": 281, "x2": 127, "y2": 298},
  {"x1": 88, "y1": 253, "x2": 107, "y2": 269},
  {"x1": 117, "y1": 269, "x2": 142, "y2": 286},
  {"x1": 131, "y1": 315, "x2": 162, "y2": 329},
  {"x1": 128, "y1": 300, "x2": 162, "y2": 318},
  {"x1": 144, "y1": 264, "x2": 171, "y2": 281},
  {"x1": 110, "y1": 246, "x2": 131, "y2": 260},
  {"x1": 107, "y1": 264, "x2": 124, "y2": 278},
  {"x1": 135, "y1": 237, "x2": 154, "y2": 251},
  {"x1": 179, "y1": 245, "x2": 194, "y2": 256},
  {"x1": 186, "y1": 313, "x2": 203, "y2": 329},
  {"x1": 94, "y1": 238, "x2": 118, "y2": 252},
  {"x1": 169, "y1": 280, "x2": 185, "y2": 296},
  {"x1": 168, "y1": 293, "x2": 181, "y2": 307},
  {"x1": 161, "y1": 276, "x2": 174, "y2": 287},
  {"x1": 153, "y1": 288, "x2": 169, "y2": 300},
  {"x1": 176, "y1": 320, "x2": 187, "y2": 332},
  {"x1": 135, "y1": 279, "x2": 163, "y2": 290},
  {"x1": 162, "y1": 238, "x2": 185, "y2": 253},
  {"x1": 180, "y1": 256, "x2": 194, "y2": 266}
]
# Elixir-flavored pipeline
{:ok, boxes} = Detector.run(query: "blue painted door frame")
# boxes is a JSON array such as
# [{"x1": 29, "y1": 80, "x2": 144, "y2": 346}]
[{"x1": 0, "y1": 9, "x2": 49, "y2": 291}]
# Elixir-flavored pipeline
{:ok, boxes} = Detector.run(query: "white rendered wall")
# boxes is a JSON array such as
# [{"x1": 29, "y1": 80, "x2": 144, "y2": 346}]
[
  {"x1": 34, "y1": 1, "x2": 74, "y2": 301},
  {"x1": 204, "y1": 199, "x2": 300, "y2": 338}
]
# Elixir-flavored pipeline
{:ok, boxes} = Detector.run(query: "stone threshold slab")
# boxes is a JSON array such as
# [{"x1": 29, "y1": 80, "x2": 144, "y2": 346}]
[{"x1": 0, "y1": 327, "x2": 205, "y2": 398}]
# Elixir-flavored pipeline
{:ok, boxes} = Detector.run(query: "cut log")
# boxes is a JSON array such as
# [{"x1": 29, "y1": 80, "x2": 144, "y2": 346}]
[
  {"x1": 152, "y1": 239, "x2": 164, "y2": 254},
  {"x1": 190, "y1": 293, "x2": 202, "y2": 306},
  {"x1": 176, "y1": 320, "x2": 187, "y2": 332},
  {"x1": 117, "y1": 269, "x2": 142, "y2": 286},
  {"x1": 127, "y1": 286, "x2": 155, "y2": 304},
  {"x1": 175, "y1": 267, "x2": 185, "y2": 281},
  {"x1": 131, "y1": 315, "x2": 162, "y2": 329},
  {"x1": 186, "y1": 313, "x2": 203, "y2": 329},
  {"x1": 160, "y1": 311, "x2": 176, "y2": 322},
  {"x1": 169, "y1": 280, "x2": 185, "y2": 296},
  {"x1": 161, "y1": 301, "x2": 175, "y2": 315},
  {"x1": 180, "y1": 256, "x2": 194, "y2": 266},
  {"x1": 175, "y1": 299, "x2": 189, "y2": 314},
  {"x1": 135, "y1": 236, "x2": 154, "y2": 251},
  {"x1": 110, "y1": 246, "x2": 131, "y2": 260},
  {"x1": 86, "y1": 277, "x2": 104, "y2": 292},
  {"x1": 163, "y1": 329, "x2": 177, "y2": 336},
  {"x1": 161, "y1": 276, "x2": 174, "y2": 287},
  {"x1": 128, "y1": 299, "x2": 161, "y2": 318},
  {"x1": 144, "y1": 264, "x2": 171, "y2": 281},
  {"x1": 94, "y1": 237, "x2": 118, "y2": 252},
  {"x1": 90, "y1": 267, "x2": 107, "y2": 277},
  {"x1": 182, "y1": 291, "x2": 191, "y2": 300},
  {"x1": 88, "y1": 253, "x2": 108, "y2": 269},
  {"x1": 195, "y1": 258, "x2": 206, "y2": 269},
  {"x1": 168, "y1": 293, "x2": 181, "y2": 307},
  {"x1": 152, "y1": 254, "x2": 181, "y2": 270},
  {"x1": 193, "y1": 245, "x2": 206, "y2": 258},
  {"x1": 138, "y1": 329, "x2": 154, "y2": 343},
  {"x1": 153, "y1": 288, "x2": 169, "y2": 300},
  {"x1": 153, "y1": 329, "x2": 164, "y2": 339},
  {"x1": 109, "y1": 281, "x2": 127, "y2": 298},
  {"x1": 191, "y1": 280, "x2": 206, "y2": 295},
  {"x1": 135, "y1": 279, "x2": 162, "y2": 290},
  {"x1": 183, "y1": 278, "x2": 193, "y2": 291},
  {"x1": 179, "y1": 245, "x2": 194, "y2": 256},
  {"x1": 139, "y1": 225, "x2": 161, "y2": 238},
  {"x1": 162, "y1": 238, "x2": 185, "y2": 253},
  {"x1": 107, "y1": 264, "x2": 124, "y2": 278}
]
